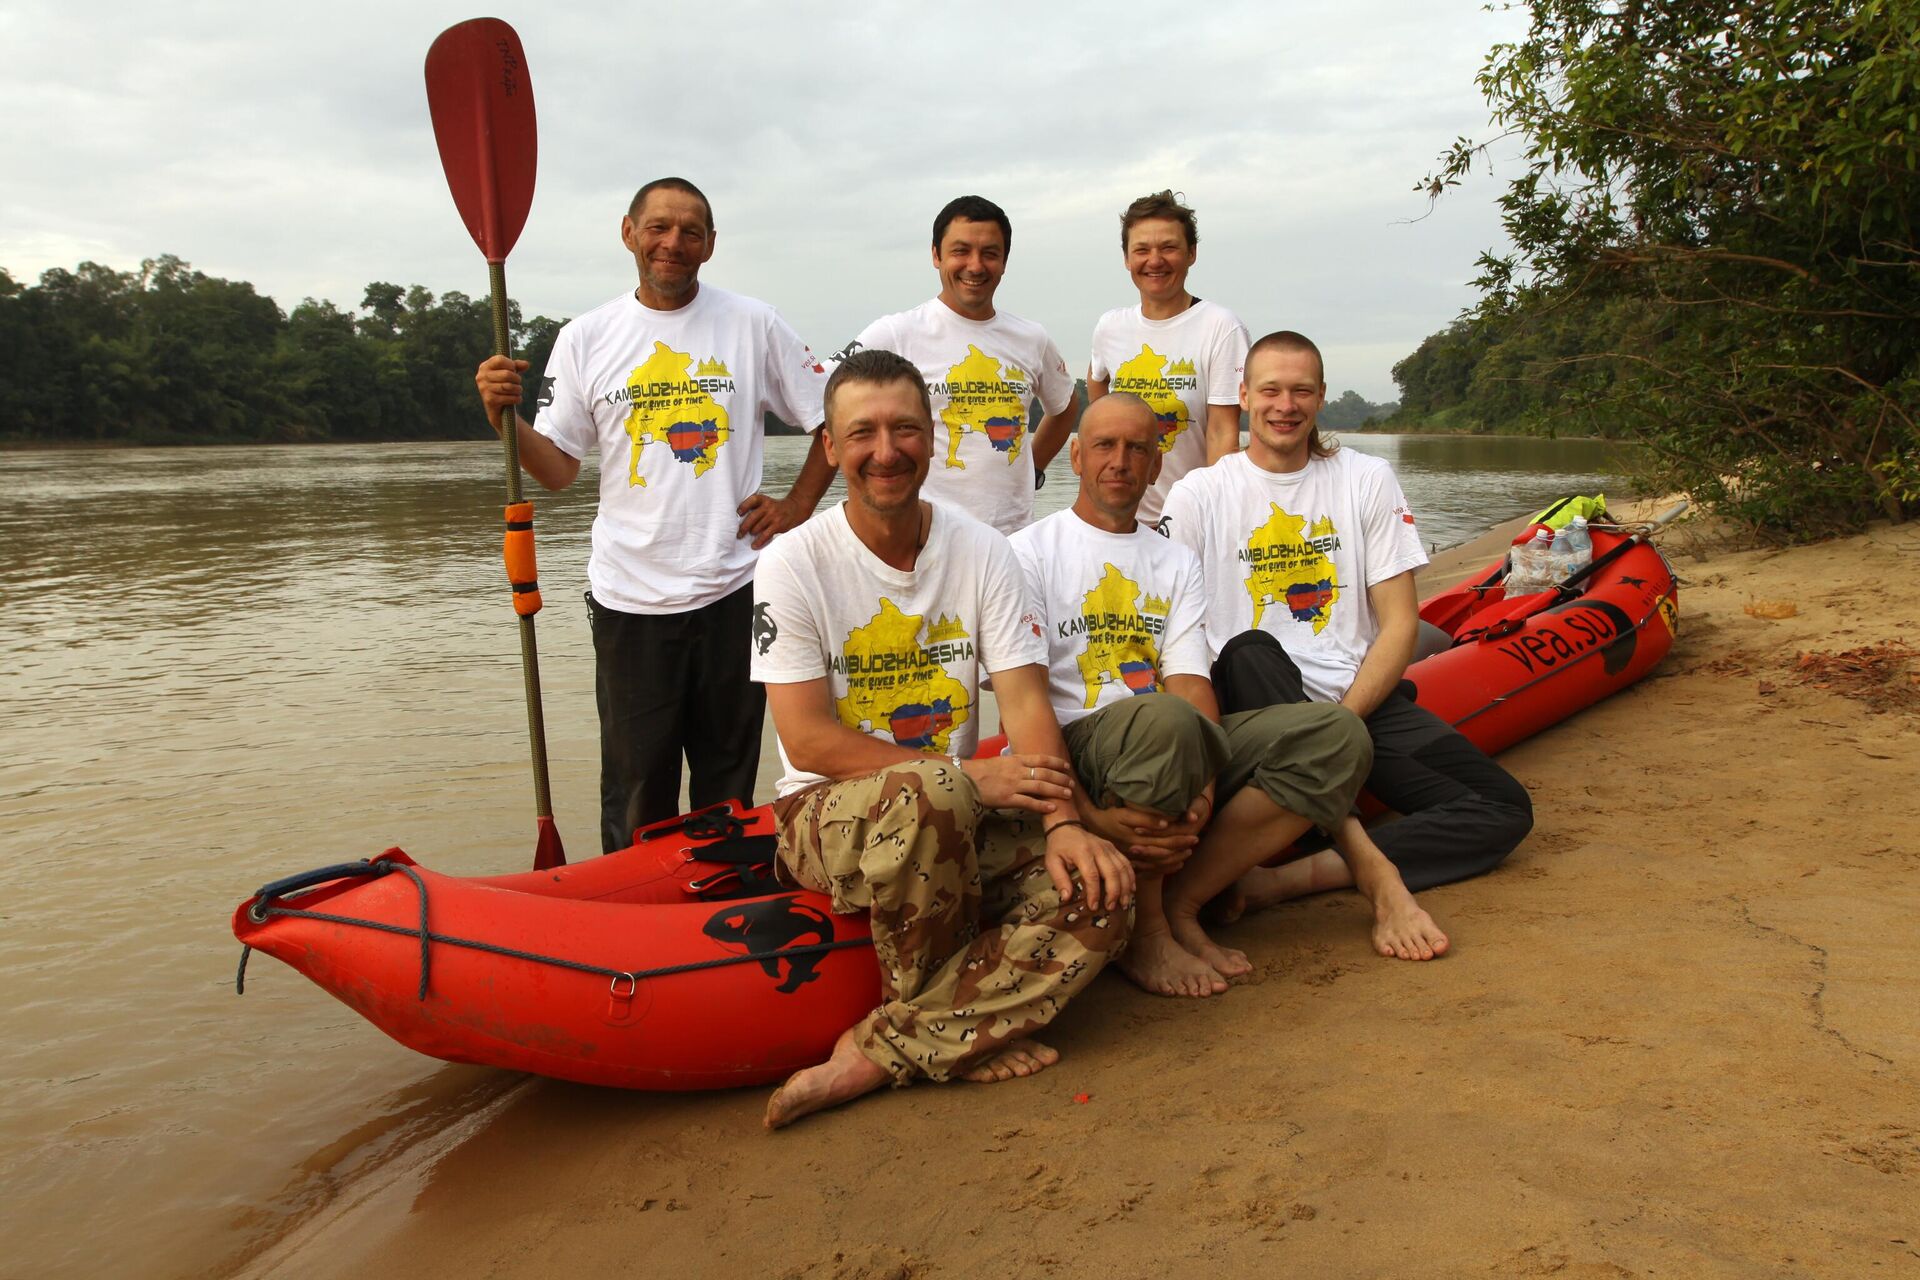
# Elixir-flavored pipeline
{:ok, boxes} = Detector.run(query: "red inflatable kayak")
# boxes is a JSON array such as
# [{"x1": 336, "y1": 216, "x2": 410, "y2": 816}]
[
  {"x1": 232, "y1": 524, "x2": 1677, "y2": 1090},
  {"x1": 1408, "y1": 522, "x2": 1678, "y2": 752},
  {"x1": 233, "y1": 806, "x2": 881, "y2": 1090}
]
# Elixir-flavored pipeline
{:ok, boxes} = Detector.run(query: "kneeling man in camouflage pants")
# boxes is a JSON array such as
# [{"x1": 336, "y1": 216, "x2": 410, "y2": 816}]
[{"x1": 753, "y1": 349, "x2": 1134, "y2": 1129}]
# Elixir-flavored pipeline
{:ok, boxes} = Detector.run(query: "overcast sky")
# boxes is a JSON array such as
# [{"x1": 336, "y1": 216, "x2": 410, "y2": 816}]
[{"x1": 2, "y1": 0, "x2": 1529, "y2": 402}]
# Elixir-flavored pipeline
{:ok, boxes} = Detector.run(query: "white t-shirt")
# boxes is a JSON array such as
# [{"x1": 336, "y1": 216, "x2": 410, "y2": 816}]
[
  {"x1": 1008, "y1": 509, "x2": 1211, "y2": 728},
  {"x1": 850, "y1": 299, "x2": 1075, "y2": 536},
  {"x1": 752, "y1": 501, "x2": 1047, "y2": 797},
  {"x1": 1088, "y1": 299, "x2": 1250, "y2": 526},
  {"x1": 533, "y1": 285, "x2": 828, "y2": 614},
  {"x1": 1162, "y1": 449, "x2": 1428, "y2": 702}
]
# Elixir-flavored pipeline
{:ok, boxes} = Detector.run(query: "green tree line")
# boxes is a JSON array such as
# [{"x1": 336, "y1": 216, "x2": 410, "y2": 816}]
[
  {"x1": 1387, "y1": 295, "x2": 1653, "y2": 437},
  {"x1": 1408, "y1": 0, "x2": 1919, "y2": 535},
  {"x1": 0, "y1": 255, "x2": 564, "y2": 445},
  {"x1": 0, "y1": 255, "x2": 1403, "y2": 447}
]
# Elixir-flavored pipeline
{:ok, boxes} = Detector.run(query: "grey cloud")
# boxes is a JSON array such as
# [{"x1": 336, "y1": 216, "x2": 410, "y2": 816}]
[{"x1": 3, "y1": 0, "x2": 1525, "y2": 401}]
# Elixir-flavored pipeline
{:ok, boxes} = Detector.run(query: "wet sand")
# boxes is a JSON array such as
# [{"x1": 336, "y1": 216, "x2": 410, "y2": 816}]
[{"x1": 239, "y1": 509, "x2": 1920, "y2": 1279}]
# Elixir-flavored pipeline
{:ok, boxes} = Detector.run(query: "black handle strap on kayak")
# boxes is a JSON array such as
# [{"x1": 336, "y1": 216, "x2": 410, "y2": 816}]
[
  {"x1": 685, "y1": 856, "x2": 785, "y2": 901},
  {"x1": 639, "y1": 803, "x2": 743, "y2": 843},
  {"x1": 249, "y1": 859, "x2": 398, "y2": 907},
  {"x1": 238, "y1": 857, "x2": 429, "y2": 998},
  {"x1": 684, "y1": 832, "x2": 778, "y2": 865},
  {"x1": 235, "y1": 859, "x2": 869, "y2": 1001},
  {"x1": 634, "y1": 807, "x2": 783, "y2": 899}
]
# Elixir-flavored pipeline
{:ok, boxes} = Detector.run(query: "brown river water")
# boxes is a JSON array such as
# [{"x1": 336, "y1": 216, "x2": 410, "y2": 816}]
[{"x1": 0, "y1": 433, "x2": 1629, "y2": 1278}]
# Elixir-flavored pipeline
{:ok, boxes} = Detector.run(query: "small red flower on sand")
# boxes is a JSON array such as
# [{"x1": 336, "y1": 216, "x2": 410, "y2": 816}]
[{"x1": 1074, "y1": 1092, "x2": 1091, "y2": 1104}]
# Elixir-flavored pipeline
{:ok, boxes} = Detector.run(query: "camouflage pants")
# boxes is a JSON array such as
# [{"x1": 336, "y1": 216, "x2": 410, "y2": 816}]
[{"x1": 773, "y1": 759, "x2": 1131, "y2": 1084}]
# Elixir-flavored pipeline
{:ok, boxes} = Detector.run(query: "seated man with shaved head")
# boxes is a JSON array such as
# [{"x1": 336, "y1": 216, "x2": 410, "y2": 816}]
[{"x1": 1009, "y1": 394, "x2": 1436, "y2": 995}]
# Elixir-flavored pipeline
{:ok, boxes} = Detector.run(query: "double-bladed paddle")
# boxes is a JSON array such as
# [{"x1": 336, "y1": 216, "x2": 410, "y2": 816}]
[{"x1": 425, "y1": 18, "x2": 564, "y2": 870}]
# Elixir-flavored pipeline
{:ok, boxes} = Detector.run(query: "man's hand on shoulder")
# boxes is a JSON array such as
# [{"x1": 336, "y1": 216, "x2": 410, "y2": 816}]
[
  {"x1": 1042, "y1": 822, "x2": 1134, "y2": 912},
  {"x1": 737, "y1": 492, "x2": 810, "y2": 550}
]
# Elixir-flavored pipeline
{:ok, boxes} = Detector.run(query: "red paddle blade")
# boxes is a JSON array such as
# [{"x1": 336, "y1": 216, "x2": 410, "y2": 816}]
[
  {"x1": 425, "y1": 18, "x2": 537, "y2": 264},
  {"x1": 533, "y1": 815, "x2": 566, "y2": 871}
]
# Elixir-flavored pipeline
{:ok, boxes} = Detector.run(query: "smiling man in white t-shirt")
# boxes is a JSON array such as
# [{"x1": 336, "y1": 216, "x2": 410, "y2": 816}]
[
  {"x1": 839, "y1": 196, "x2": 1077, "y2": 535},
  {"x1": 751, "y1": 348, "x2": 1133, "y2": 1128},
  {"x1": 1163, "y1": 331, "x2": 1534, "y2": 906},
  {"x1": 475, "y1": 177, "x2": 836, "y2": 851},
  {"x1": 1087, "y1": 190, "x2": 1251, "y2": 529}
]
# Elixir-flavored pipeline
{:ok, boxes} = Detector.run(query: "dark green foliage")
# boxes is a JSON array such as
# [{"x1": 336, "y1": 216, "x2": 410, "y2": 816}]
[
  {"x1": 0, "y1": 257, "x2": 565, "y2": 445},
  {"x1": 1318, "y1": 390, "x2": 1399, "y2": 430},
  {"x1": 1412, "y1": 0, "x2": 1919, "y2": 534}
]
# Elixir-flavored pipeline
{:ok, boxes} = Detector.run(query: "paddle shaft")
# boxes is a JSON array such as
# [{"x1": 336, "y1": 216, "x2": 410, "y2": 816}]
[
  {"x1": 489, "y1": 260, "x2": 555, "y2": 822},
  {"x1": 1558, "y1": 499, "x2": 1689, "y2": 592}
]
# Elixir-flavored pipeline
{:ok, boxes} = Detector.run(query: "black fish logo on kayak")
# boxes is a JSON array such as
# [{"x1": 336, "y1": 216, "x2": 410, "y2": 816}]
[{"x1": 702, "y1": 895, "x2": 833, "y2": 993}]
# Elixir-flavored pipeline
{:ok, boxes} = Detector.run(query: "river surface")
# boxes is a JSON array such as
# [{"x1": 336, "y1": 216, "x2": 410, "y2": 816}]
[{"x1": 0, "y1": 432, "x2": 1631, "y2": 1278}]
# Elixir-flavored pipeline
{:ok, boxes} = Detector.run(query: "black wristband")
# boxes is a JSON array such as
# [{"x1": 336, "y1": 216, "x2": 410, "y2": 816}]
[{"x1": 1044, "y1": 820, "x2": 1086, "y2": 839}]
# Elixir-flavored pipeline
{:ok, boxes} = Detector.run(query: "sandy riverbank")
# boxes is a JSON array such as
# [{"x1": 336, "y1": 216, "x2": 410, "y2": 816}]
[{"x1": 236, "y1": 507, "x2": 1920, "y2": 1280}]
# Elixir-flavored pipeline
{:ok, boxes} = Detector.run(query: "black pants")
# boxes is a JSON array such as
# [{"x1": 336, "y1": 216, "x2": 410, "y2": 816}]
[
  {"x1": 589, "y1": 583, "x2": 765, "y2": 852},
  {"x1": 1212, "y1": 631, "x2": 1533, "y2": 892}
]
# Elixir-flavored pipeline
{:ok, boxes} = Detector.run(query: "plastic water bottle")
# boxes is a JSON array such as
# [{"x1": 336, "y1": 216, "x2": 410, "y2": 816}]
[
  {"x1": 1508, "y1": 528, "x2": 1556, "y2": 595},
  {"x1": 1557, "y1": 516, "x2": 1593, "y2": 584}
]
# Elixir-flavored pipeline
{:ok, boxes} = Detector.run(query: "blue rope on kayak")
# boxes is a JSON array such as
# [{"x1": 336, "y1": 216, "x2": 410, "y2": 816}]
[{"x1": 235, "y1": 857, "x2": 872, "y2": 1000}]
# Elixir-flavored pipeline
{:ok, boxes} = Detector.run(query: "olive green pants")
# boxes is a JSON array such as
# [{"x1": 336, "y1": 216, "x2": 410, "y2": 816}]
[{"x1": 1062, "y1": 692, "x2": 1372, "y2": 830}]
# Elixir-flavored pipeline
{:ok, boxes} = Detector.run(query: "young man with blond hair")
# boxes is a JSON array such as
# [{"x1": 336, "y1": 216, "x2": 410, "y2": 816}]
[{"x1": 1164, "y1": 331, "x2": 1530, "y2": 916}]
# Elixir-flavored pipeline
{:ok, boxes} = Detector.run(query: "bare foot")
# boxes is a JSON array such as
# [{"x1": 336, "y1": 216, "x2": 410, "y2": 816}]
[
  {"x1": 1231, "y1": 848, "x2": 1357, "y2": 918},
  {"x1": 764, "y1": 1025, "x2": 890, "y2": 1129},
  {"x1": 1116, "y1": 927, "x2": 1229, "y2": 997},
  {"x1": 1372, "y1": 894, "x2": 1450, "y2": 962},
  {"x1": 1167, "y1": 913, "x2": 1252, "y2": 980},
  {"x1": 1234, "y1": 865, "x2": 1295, "y2": 915},
  {"x1": 961, "y1": 1038, "x2": 1061, "y2": 1083},
  {"x1": 1202, "y1": 879, "x2": 1246, "y2": 928}
]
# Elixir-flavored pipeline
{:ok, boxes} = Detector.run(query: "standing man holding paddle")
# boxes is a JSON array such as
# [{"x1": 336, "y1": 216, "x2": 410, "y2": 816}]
[{"x1": 476, "y1": 177, "x2": 836, "y2": 852}]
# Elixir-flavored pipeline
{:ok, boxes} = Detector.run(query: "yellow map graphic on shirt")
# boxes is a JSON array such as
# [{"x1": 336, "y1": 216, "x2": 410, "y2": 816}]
[
  {"x1": 621, "y1": 342, "x2": 732, "y2": 487},
  {"x1": 1071, "y1": 563, "x2": 1168, "y2": 707},
  {"x1": 1242, "y1": 504, "x2": 1342, "y2": 634},
  {"x1": 831, "y1": 598, "x2": 974, "y2": 753},
  {"x1": 939, "y1": 345, "x2": 1027, "y2": 469},
  {"x1": 1109, "y1": 344, "x2": 1192, "y2": 454}
]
